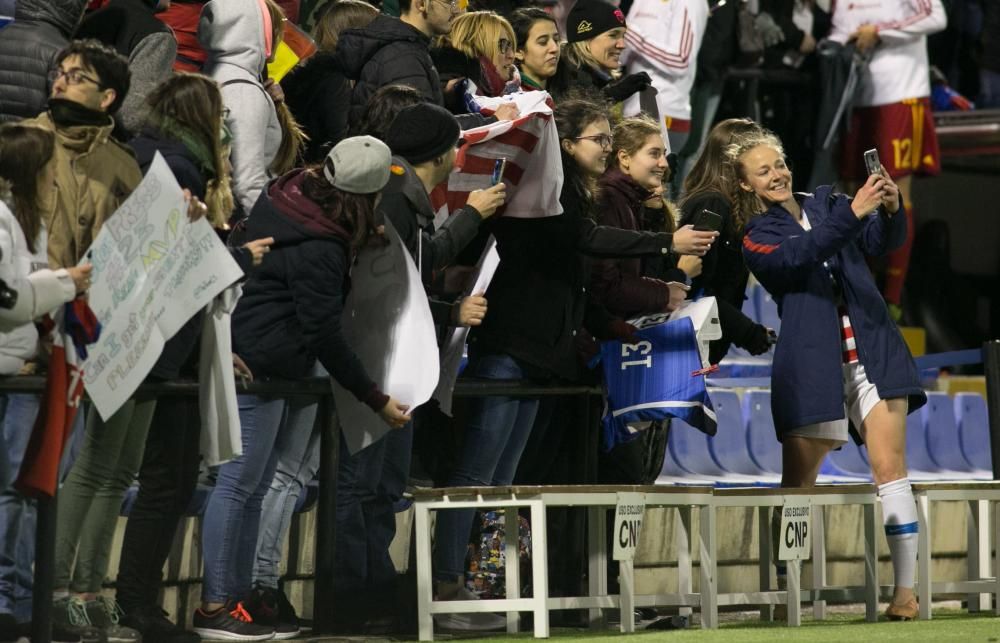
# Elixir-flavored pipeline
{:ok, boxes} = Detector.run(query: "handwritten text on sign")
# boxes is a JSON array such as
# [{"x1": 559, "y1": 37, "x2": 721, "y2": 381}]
[
  {"x1": 83, "y1": 153, "x2": 243, "y2": 420},
  {"x1": 613, "y1": 492, "x2": 646, "y2": 561},
  {"x1": 778, "y1": 499, "x2": 812, "y2": 560}
]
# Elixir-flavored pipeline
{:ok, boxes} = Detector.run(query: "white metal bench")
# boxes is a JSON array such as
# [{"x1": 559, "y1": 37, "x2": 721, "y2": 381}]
[
  {"x1": 708, "y1": 484, "x2": 881, "y2": 627},
  {"x1": 913, "y1": 481, "x2": 1000, "y2": 619}
]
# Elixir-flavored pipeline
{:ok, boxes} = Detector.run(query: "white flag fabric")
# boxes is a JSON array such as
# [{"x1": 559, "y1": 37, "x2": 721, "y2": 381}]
[
  {"x1": 432, "y1": 91, "x2": 563, "y2": 227},
  {"x1": 332, "y1": 219, "x2": 440, "y2": 454}
]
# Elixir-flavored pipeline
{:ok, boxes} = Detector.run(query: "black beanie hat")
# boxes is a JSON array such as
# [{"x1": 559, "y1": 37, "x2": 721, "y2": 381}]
[
  {"x1": 566, "y1": 0, "x2": 626, "y2": 43},
  {"x1": 385, "y1": 103, "x2": 461, "y2": 165}
]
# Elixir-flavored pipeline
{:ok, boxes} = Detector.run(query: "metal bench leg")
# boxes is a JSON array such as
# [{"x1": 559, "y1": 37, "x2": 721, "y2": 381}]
[
  {"x1": 812, "y1": 505, "x2": 827, "y2": 620},
  {"x1": 619, "y1": 559, "x2": 636, "y2": 634},
  {"x1": 994, "y1": 501, "x2": 1000, "y2": 616},
  {"x1": 918, "y1": 493, "x2": 932, "y2": 620},
  {"x1": 967, "y1": 499, "x2": 990, "y2": 612},
  {"x1": 864, "y1": 503, "x2": 878, "y2": 623},
  {"x1": 699, "y1": 504, "x2": 718, "y2": 629},
  {"x1": 529, "y1": 499, "x2": 550, "y2": 639},
  {"x1": 587, "y1": 506, "x2": 608, "y2": 628},
  {"x1": 758, "y1": 506, "x2": 774, "y2": 622},
  {"x1": 676, "y1": 506, "x2": 693, "y2": 618},
  {"x1": 414, "y1": 502, "x2": 435, "y2": 641},
  {"x1": 786, "y1": 559, "x2": 801, "y2": 627},
  {"x1": 504, "y1": 509, "x2": 522, "y2": 634}
]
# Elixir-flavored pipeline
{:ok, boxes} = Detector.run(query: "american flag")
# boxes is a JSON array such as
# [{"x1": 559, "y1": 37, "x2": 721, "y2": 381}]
[
  {"x1": 839, "y1": 306, "x2": 859, "y2": 364},
  {"x1": 15, "y1": 299, "x2": 101, "y2": 499},
  {"x1": 432, "y1": 91, "x2": 564, "y2": 228}
]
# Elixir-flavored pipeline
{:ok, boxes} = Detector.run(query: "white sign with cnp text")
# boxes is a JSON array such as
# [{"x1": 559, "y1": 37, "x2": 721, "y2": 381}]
[
  {"x1": 778, "y1": 498, "x2": 812, "y2": 561},
  {"x1": 613, "y1": 492, "x2": 646, "y2": 561}
]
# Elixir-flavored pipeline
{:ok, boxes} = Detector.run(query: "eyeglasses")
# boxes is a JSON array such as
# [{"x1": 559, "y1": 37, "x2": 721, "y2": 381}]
[
  {"x1": 430, "y1": 0, "x2": 460, "y2": 12},
  {"x1": 48, "y1": 67, "x2": 101, "y2": 87},
  {"x1": 498, "y1": 38, "x2": 513, "y2": 54},
  {"x1": 575, "y1": 134, "x2": 613, "y2": 149}
]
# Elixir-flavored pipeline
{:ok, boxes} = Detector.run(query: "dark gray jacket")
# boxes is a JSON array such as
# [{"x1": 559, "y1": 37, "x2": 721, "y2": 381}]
[
  {"x1": 336, "y1": 15, "x2": 444, "y2": 128},
  {"x1": 0, "y1": 0, "x2": 87, "y2": 123}
]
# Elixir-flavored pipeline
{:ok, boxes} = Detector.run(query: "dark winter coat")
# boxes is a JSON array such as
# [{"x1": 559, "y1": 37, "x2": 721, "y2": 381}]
[
  {"x1": 591, "y1": 169, "x2": 672, "y2": 318},
  {"x1": 742, "y1": 187, "x2": 926, "y2": 438},
  {"x1": 281, "y1": 51, "x2": 353, "y2": 163},
  {"x1": 231, "y1": 171, "x2": 388, "y2": 411},
  {"x1": 469, "y1": 174, "x2": 674, "y2": 381},
  {"x1": 377, "y1": 155, "x2": 483, "y2": 326},
  {"x1": 336, "y1": 15, "x2": 444, "y2": 128},
  {"x1": 680, "y1": 190, "x2": 760, "y2": 363},
  {"x1": 0, "y1": 0, "x2": 87, "y2": 123},
  {"x1": 75, "y1": 0, "x2": 178, "y2": 136}
]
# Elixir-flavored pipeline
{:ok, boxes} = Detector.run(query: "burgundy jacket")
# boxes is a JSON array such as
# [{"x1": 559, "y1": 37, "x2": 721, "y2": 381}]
[{"x1": 590, "y1": 168, "x2": 672, "y2": 319}]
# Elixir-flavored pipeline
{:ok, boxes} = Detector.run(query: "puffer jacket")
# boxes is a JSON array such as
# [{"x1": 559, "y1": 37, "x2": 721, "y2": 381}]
[
  {"x1": 21, "y1": 111, "x2": 143, "y2": 269},
  {"x1": 0, "y1": 0, "x2": 87, "y2": 123},
  {"x1": 336, "y1": 15, "x2": 444, "y2": 127},
  {"x1": 199, "y1": 0, "x2": 282, "y2": 216}
]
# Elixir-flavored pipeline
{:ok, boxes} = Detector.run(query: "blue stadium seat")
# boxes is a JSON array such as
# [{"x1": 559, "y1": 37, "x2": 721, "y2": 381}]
[
  {"x1": 669, "y1": 418, "x2": 726, "y2": 476},
  {"x1": 824, "y1": 440, "x2": 871, "y2": 478},
  {"x1": 706, "y1": 390, "x2": 761, "y2": 475},
  {"x1": 905, "y1": 406, "x2": 939, "y2": 473},
  {"x1": 660, "y1": 427, "x2": 694, "y2": 477},
  {"x1": 955, "y1": 393, "x2": 991, "y2": 471},
  {"x1": 923, "y1": 391, "x2": 968, "y2": 471},
  {"x1": 744, "y1": 391, "x2": 782, "y2": 474}
]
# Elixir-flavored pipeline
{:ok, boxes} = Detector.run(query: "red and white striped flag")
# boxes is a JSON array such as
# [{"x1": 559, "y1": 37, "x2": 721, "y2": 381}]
[
  {"x1": 15, "y1": 300, "x2": 101, "y2": 499},
  {"x1": 432, "y1": 91, "x2": 564, "y2": 227}
]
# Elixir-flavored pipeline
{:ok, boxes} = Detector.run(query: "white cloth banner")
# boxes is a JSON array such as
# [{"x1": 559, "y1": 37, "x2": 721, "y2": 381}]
[
  {"x1": 82, "y1": 152, "x2": 244, "y2": 420},
  {"x1": 432, "y1": 237, "x2": 501, "y2": 417},
  {"x1": 433, "y1": 91, "x2": 563, "y2": 227},
  {"x1": 332, "y1": 219, "x2": 440, "y2": 454}
]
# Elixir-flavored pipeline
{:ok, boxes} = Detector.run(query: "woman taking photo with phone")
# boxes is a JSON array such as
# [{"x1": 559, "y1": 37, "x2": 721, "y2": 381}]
[
  {"x1": 737, "y1": 127, "x2": 926, "y2": 621},
  {"x1": 681, "y1": 118, "x2": 774, "y2": 363}
]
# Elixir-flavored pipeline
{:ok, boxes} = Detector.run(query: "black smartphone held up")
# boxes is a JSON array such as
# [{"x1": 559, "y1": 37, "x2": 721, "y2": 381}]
[
  {"x1": 693, "y1": 208, "x2": 723, "y2": 233},
  {"x1": 864, "y1": 148, "x2": 882, "y2": 176},
  {"x1": 491, "y1": 158, "x2": 507, "y2": 186}
]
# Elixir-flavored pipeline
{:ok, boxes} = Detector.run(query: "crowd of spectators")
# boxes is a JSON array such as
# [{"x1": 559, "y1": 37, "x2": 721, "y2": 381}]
[{"x1": 0, "y1": 0, "x2": 985, "y2": 640}]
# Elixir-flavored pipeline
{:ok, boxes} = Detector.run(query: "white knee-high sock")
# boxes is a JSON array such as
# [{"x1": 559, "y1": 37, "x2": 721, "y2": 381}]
[{"x1": 879, "y1": 478, "x2": 918, "y2": 590}]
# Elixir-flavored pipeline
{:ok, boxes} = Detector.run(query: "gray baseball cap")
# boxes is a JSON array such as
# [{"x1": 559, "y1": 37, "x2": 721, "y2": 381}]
[{"x1": 323, "y1": 135, "x2": 392, "y2": 194}]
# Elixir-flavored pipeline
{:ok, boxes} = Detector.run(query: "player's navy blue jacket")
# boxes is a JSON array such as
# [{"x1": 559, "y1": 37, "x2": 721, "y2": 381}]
[{"x1": 742, "y1": 186, "x2": 926, "y2": 440}]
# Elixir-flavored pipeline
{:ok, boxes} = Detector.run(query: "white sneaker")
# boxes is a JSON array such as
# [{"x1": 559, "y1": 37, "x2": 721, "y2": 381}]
[{"x1": 432, "y1": 587, "x2": 507, "y2": 632}]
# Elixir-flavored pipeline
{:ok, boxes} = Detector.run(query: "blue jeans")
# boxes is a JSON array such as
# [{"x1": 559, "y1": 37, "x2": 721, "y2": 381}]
[
  {"x1": 0, "y1": 395, "x2": 37, "y2": 621},
  {"x1": 201, "y1": 395, "x2": 290, "y2": 603},
  {"x1": 0, "y1": 395, "x2": 84, "y2": 621},
  {"x1": 979, "y1": 69, "x2": 1000, "y2": 109},
  {"x1": 332, "y1": 420, "x2": 412, "y2": 600},
  {"x1": 432, "y1": 353, "x2": 539, "y2": 581},
  {"x1": 251, "y1": 397, "x2": 319, "y2": 590}
]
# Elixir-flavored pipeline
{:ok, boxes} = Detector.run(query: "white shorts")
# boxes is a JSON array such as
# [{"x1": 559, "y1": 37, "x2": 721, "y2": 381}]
[{"x1": 785, "y1": 362, "x2": 884, "y2": 446}]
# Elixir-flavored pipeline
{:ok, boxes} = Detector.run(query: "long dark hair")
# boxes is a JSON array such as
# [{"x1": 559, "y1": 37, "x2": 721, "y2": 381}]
[
  {"x1": 0, "y1": 123, "x2": 55, "y2": 254},
  {"x1": 301, "y1": 165, "x2": 381, "y2": 251},
  {"x1": 145, "y1": 72, "x2": 234, "y2": 226},
  {"x1": 680, "y1": 118, "x2": 762, "y2": 231},
  {"x1": 555, "y1": 98, "x2": 608, "y2": 216}
]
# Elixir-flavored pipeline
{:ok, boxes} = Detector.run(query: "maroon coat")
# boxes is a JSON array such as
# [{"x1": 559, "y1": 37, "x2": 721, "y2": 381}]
[{"x1": 590, "y1": 169, "x2": 672, "y2": 318}]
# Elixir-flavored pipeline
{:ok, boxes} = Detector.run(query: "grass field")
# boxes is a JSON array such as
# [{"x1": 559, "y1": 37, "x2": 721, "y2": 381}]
[{"x1": 454, "y1": 609, "x2": 1000, "y2": 643}]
